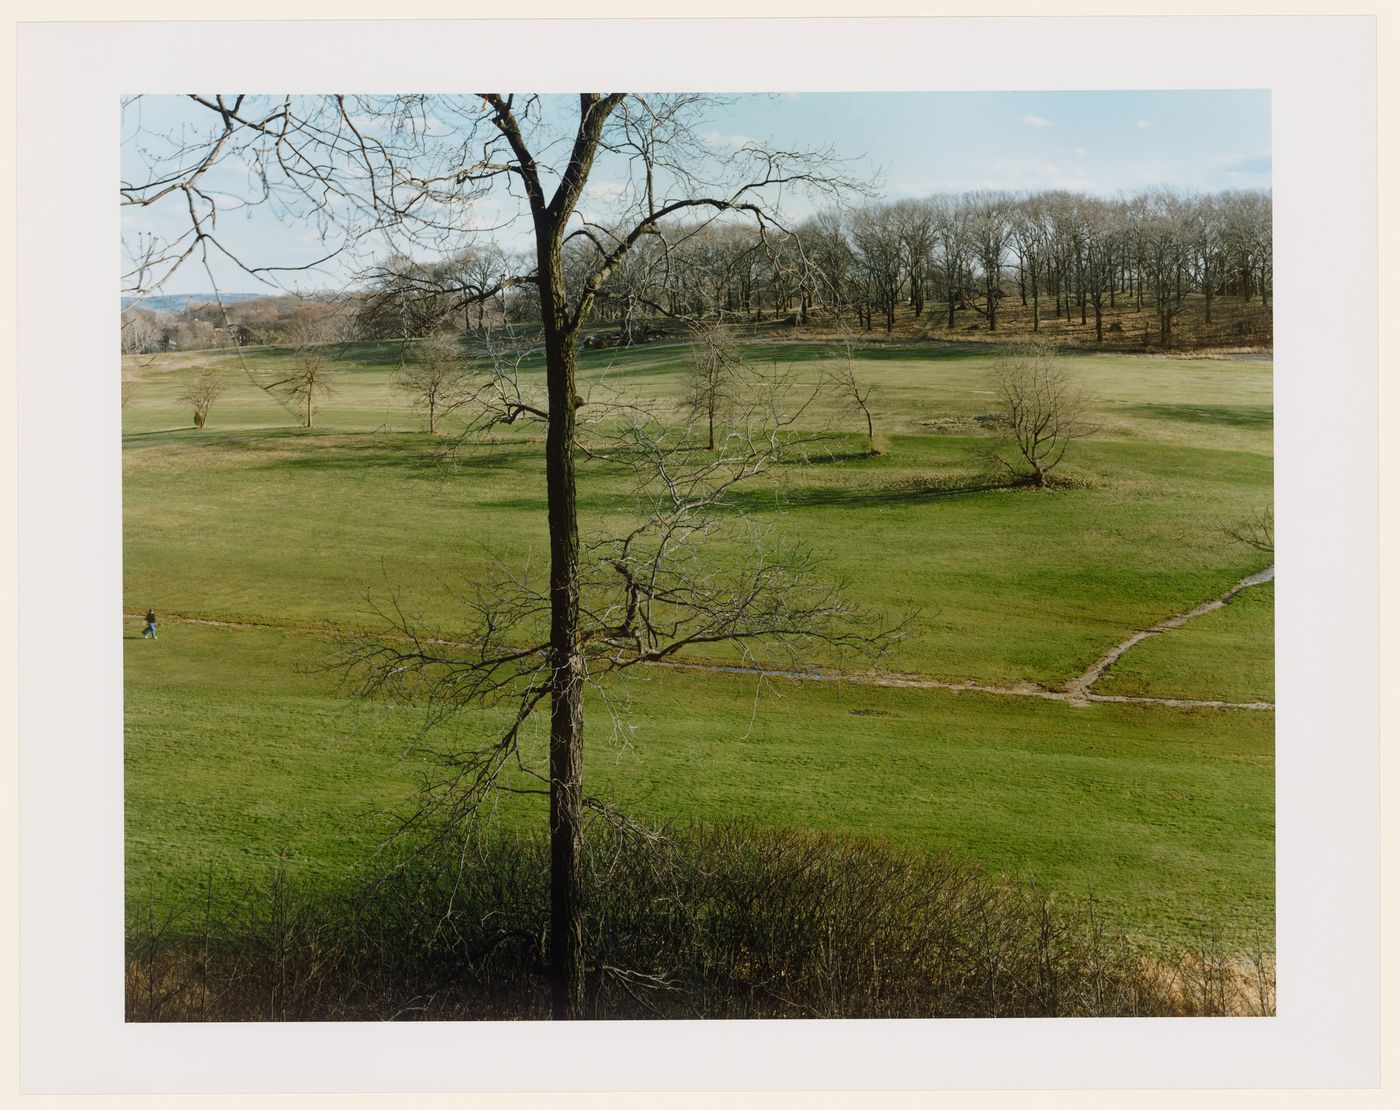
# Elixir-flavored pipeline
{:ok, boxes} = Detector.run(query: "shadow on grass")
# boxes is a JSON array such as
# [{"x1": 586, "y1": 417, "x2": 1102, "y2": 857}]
[
  {"x1": 268, "y1": 441, "x2": 538, "y2": 477},
  {"x1": 798, "y1": 451, "x2": 881, "y2": 467},
  {"x1": 726, "y1": 475, "x2": 1022, "y2": 513},
  {"x1": 125, "y1": 425, "x2": 545, "y2": 478},
  {"x1": 1123, "y1": 403, "x2": 1273, "y2": 428},
  {"x1": 734, "y1": 340, "x2": 1007, "y2": 366}
]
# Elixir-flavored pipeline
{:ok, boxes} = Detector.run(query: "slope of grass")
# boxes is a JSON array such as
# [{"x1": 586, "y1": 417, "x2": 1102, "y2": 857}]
[
  {"x1": 123, "y1": 338, "x2": 1274, "y2": 951},
  {"x1": 123, "y1": 341, "x2": 1271, "y2": 691}
]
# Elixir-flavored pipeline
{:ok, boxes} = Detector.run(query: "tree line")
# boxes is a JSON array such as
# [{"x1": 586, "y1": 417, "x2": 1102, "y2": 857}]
[
  {"x1": 350, "y1": 187, "x2": 1272, "y2": 349},
  {"x1": 123, "y1": 187, "x2": 1271, "y2": 356}
]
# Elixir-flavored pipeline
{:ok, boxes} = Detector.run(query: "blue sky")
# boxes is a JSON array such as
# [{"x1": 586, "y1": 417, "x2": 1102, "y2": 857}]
[
  {"x1": 709, "y1": 91, "x2": 1270, "y2": 197},
  {"x1": 122, "y1": 90, "x2": 1270, "y2": 296}
]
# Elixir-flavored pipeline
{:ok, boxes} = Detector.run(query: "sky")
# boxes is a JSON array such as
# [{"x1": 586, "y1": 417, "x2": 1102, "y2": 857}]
[
  {"x1": 714, "y1": 91, "x2": 1270, "y2": 197},
  {"x1": 121, "y1": 90, "x2": 1270, "y2": 297}
]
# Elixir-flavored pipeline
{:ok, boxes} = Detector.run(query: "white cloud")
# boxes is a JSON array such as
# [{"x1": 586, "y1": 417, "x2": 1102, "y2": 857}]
[
  {"x1": 1020, "y1": 114, "x2": 1053, "y2": 128},
  {"x1": 1135, "y1": 119, "x2": 1157, "y2": 130},
  {"x1": 700, "y1": 129, "x2": 757, "y2": 151},
  {"x1": 908, "y1": 153, "x2": 1100, "y2": 196},
  {"x1": 584, "y1": 180, "x2": 628, "y2": 202}
]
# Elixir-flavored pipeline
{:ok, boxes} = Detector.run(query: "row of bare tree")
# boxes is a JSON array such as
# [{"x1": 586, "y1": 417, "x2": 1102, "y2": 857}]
[
  {"x1": 347, "y1": 188, "x2": 1271, "y2": 348},
  {"x1": 124, "y1": 187, "x2": 1271, "y2": 355}
]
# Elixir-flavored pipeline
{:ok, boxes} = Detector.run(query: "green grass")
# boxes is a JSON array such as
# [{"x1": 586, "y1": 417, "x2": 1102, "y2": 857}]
[
  {"x1": 125, "y1": 621, "x2": 1273, "y2": 946},
  {"x1": 1094, "y1": 582, "x2": 1275, "y2": 704},
  {"x1": 123, "y1": 337, "x2": 1274, "y2": 948},
  {"x1": 123, "y1": 342, "x2": 1272, "y2": 688},
  {"x1": 124, "y1": 623, "x2": 430, "y2": 904}
]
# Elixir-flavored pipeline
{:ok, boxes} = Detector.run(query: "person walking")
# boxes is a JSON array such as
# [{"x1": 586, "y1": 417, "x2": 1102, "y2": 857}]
[{"x1": 142, "y1": 609, "x2": 158, "y2": 640}]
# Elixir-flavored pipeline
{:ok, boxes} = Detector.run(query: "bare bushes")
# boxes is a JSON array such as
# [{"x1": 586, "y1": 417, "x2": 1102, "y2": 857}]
[
  {"x1": 1225, "y1": 506, "x2": 1274, "y2": 556},
  {"x1": 984, "y1": 342, "x2": 1096, "y2": 488},
  {"x1": 126, "y1": 825, "x2": 1273, "y2": 1021},
  {"x1": 177, "y1": 367, "x2": 225, "y2": 428}
]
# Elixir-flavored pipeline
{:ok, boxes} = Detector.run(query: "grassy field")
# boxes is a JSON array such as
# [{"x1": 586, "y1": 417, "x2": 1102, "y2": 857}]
[{"x1": 123, "y1": 334, "x2": 1274, "y2": 948}]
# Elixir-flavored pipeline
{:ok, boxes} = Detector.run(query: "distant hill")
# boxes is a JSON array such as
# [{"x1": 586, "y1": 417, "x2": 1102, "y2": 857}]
[{"x1": 122, "y1": 292, "x2": 268, "y2": 314}]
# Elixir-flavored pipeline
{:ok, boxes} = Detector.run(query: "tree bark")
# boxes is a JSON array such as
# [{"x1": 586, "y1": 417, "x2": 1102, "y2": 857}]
[{"x1": 539, "y1": 250, "x2": 586, "y2": 1021}]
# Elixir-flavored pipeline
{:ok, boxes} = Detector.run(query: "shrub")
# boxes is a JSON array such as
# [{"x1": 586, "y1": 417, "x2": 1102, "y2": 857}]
[{"x1": 126, "y1": 824, "x2": 1274, "y2": 1021}]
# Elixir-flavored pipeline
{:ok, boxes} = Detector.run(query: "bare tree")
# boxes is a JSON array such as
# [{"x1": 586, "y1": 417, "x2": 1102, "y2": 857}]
[
  {"x1": 396, "y1": 334, "x2": 472, "y2": 434},
  {"x1": 447, "y1": 328, "x2": 548, "y2": 435},
  {"x1": 1136, "y1": 189, "x2": 1192, "y2": 346},
  {"x1": 931, "y1": 195, "x2": 973, "y2": 330},
  {"x1": 1224, "y1": 507, "x2": 1273, "y2": 555},
  {"x1": 1080, "y1": 198, "x2": 1122, "y2": 343},
  {"x1": 273, "y1": 315, "x2": 340, "y2": 429},
  {"x1": 121, "y1": 308, "x2": 163, "y2": 355},
  {"x1": 122, "y1": 92, "x2": 859, "y2": 1020},
  {"x1": 343, "y1": 362, "x2": 892, "y2": 1002},
  {"x1": 684, "y1": 321, "x2": 745, "y2": 450},
  {"x1": 985, "y1": 343, "x2": 1096, "y2": 488},
  {"x1": 1192, "y1": 194, "x2": 1227, "y2": 326},
  {"x1": 849, "y1": 204, "x2": 903, "y2": 332},
  {"x1": 831, "y1": 336, "x2": 878, "y2": 454},
  {"x1": 178, "y1": 366, "x2": 226, "y2": 428},
  {"x1": 795, "y1": 209, "x2": 854, "y2": 320},
  {"x1": 1009, "y1": 196, "x2": 1049, "y2": 333},
  {"x1": 967, "y1": 192, "x2": 1011, "y2": 331},
  {"x1": 892, "y1": 199, "x2": 935, "y2": 319}
]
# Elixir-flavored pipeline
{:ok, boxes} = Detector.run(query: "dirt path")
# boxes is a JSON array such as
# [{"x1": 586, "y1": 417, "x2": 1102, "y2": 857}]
[
  {"x1": 1061, "y1": 565, "x2": 1274, "y2": 705},
  {"x1": 650, "y1": 661, "x2": 1274, "y2": 711},
  {"x1": 129, "y1": 572, "x2": 1276, "y2": 713}
]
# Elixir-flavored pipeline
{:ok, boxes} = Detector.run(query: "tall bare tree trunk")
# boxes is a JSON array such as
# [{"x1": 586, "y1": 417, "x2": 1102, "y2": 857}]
[
  {"x1": 540, "y1": 246, "x2": 586, "y2": 1022},
  {"x1": 1030, "y1": 262, "x2": 1040, "y2": 333}
]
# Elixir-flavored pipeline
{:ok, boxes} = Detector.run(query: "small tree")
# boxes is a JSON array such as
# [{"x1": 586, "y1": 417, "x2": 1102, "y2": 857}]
[
  {"x1": 1225, "y1": 507, "x2": 1273, "y2": 556},
  {"x1": 832, "y1": 336, "x2": 877, "y2": 454},
  {"x1": 986, "y1": 343, "x2": 1095, "y2": 488},
  {"x1": 276, "y1": 317, "x2": 340, "y2": 429},
  {"x1": 684, "y1": 322, "x2": 744, "y2": 450},
  {"x1": 397, "y1": 335, "x2": 472, "y2": 435},
  {"x1": 178, "y1": 367, "x2": 225, "y2": 428}
]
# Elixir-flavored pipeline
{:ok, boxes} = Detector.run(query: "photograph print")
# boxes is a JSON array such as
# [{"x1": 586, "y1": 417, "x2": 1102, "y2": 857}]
[{"x1": 120, "y1": 87, "x2": 1275, "y2": 1022}]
